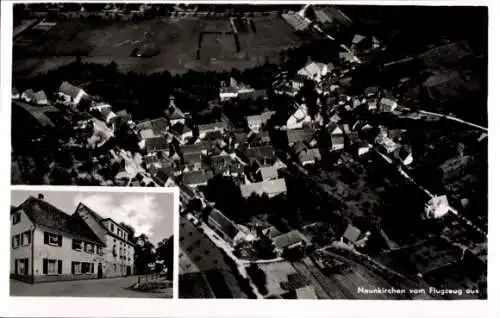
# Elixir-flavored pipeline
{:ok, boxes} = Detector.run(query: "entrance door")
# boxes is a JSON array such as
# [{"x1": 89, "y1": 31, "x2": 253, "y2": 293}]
[
  {"x1": 97, "y1": 263, "x2": 103, "y2": 279},
  {"x1": 127, "y1": 266, "x2": 131, "y2": 276}
]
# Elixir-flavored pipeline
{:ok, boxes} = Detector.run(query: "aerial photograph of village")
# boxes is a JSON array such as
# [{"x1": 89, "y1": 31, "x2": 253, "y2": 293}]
[
  {"x1": 11, "y1": 3, "x2": 487, "y2": 299},
  {"x1": 10, "y1": 187, "x2": 175, "y2": 298}
]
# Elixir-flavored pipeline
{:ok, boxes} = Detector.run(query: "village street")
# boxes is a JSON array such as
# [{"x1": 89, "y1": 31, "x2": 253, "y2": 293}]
[{"x1": 10, "y1": 276, "x2": 171, "y2": 298}]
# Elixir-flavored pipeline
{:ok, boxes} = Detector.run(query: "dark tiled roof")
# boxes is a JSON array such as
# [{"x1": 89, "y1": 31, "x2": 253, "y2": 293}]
[
  {"x1": 183, "y1": 152, "x2": 202, "y2": 165},
  {"x1": 272, "y1": 230, "x2": 309, "y2": 250},
  {"x1": 208, "y1": 209, "x2": 239, "y2": 240},
  {"x1": 244, "y1": 146, "x2": 275, "y2": 160},
  {"x1": 342, "y1": 224, "x2": 361, "y2": 243},
  {"x1": 59, "y1": 81, "x2": 83, "y2": 99},
  {"x1": 171, "y1": 122, "x2": 192, "y2": 136},
  {"x1": 182, "y1": 170, "x2": 214, "y2": 186},
  {"x1": 146, "y1": 136, "x2": 169, "y2": 153},
  {"x1": 14, "y1": 197, "x2": 103, "y2": 244},
  {"x1": 150, "y1": 117, "x2": 169, "y2": 135},
  {"x1": 286, "y1": 128, "x2": 315, "y2": 144}
]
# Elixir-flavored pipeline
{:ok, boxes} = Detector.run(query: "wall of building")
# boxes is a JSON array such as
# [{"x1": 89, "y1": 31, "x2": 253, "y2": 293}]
[
  {"x1": 10, "y1": 209, "x2": 34, "y2": 277},
  {"x1": 32, "y1": 228, "x2": 104, "y2": 283},
  {"x1": 101, "y1": 234, "x2": 134, "y2": 278}
]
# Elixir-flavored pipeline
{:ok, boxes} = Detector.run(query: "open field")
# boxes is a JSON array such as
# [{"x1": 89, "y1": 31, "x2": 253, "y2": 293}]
[{"x1": 13, "y1": 16, "x2": 302, "y2": 76}]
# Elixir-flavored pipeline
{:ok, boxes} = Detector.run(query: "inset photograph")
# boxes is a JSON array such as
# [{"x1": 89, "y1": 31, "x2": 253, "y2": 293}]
[{"x1": 10, "y1": 186, "x2": 177, "y2": 298}]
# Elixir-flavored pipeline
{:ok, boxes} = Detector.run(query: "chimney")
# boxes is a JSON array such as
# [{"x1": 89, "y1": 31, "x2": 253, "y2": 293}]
[{"x1": 38, "y1": 193, "x2": 45, "y2": 200}]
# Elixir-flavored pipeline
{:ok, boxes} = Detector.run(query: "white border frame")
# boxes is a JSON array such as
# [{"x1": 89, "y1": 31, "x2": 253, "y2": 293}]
[{"x1": 8, "y1": 185, "x2": 180, "y2": 300}]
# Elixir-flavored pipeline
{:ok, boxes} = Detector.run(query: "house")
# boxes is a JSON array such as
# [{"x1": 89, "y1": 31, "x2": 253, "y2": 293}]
[
  {"x1": 394, "y1": 144, "x2": 413, "y2": 165},
  {"x1": 297, "y1": 61, "x2": 334, "y2": 82},
  {"x1": 182, "y1": 170, "x2": 214, "y2": 187},
  {"x1": 263, "y1": 226, "x2": 282, "y2": 239},
  {"x1": 379, "y1": 98, "x2": 398, "y2": 112},
  {"x1": 257, "y1": 166, "x2": 279, "y2": 181},
  {"x1": 243, "y1": 146, "x2": 275, "y2": 163},
  {"x1": 145, "y1": 136, "x2": 169, "y2": 153},
  {"x1": 183, "y1": 152, "x2": 203, "y2": 172},
  {"x1": 298, "y1": 148, "x2": 321, "y2": 166},
  {"x1": 295, "y1": 285, "x2": 318, "y2": 299},
  {"x1": 33, "y1": 90, "x2": 49, "y2": 105},
  {"x1": 281, "y1": 12, "x2": 310, "y2": 31},
  {"x1": 150, "y1": 117, "x2": 170, "y2": 136},
  {"x1": 180, "y1": 143, "x2": 208, "y2": 156},
  {"x1": 290, "y1": 74, "x2": 310, "y2": 92},
  {"x1": 341, "y1": 224, "x2": 362, "y2": 244},
  {"x1": 21, "y1": 89, "x2": 35, "y2": 103},
  {"x1": 272, "y1": 230, "x2": 311, "y2": 255},
  {"x1": 12, "y1": 87, "x2": 20, "y2": 99},
  {"x1": 11, "y1": 195, "x2": 134, "y2": 283},
  {"x1": 90, "y1": 103, "x2": 116, "y2": 124},
  {"x1": 356, "y1": 140, "x2": 372, "y2": 156},
  {"x1": 164, "y1": 96, "x2": 185, "y2": 126},
  {"x1": 246, "y1": 111, "x2": 275, "y2": 132},
  {"x1": 330, "y1": 135, "x2": 345, "y2": 151},
  {"x1": 207, "y1": 209, "x2": 241, "y2": 245},
  {"x1": 286, "y1": 127, "x2": 315, "y2": 146},
  {"x1": 74, "y1": 203, "x2": 135, "y2": 278},
  {"x1": 210, "y1": 154, "x2": 232, "y2": 175},
  {"x1": 240, "y1": 178, "x2": 287, "y2": 198},
  {"x1": 198, "y1": 122, "x2": 228, "y2": 139},
  {"x1": 219, "y1": 87, "x2": 239, "y2": 101},
  {"x1": 375, "y1": 129, "x2": 399, "y2": 154},
  {"x1": 287, "y1": 104, "x2": 312, "y2": 130},
  {"x1": 58, "y1": 81, "x2": 87, "y2": 106},
  {"x1": 424, "y1": 195, "x2": 450, "y2": 219},
  {"x1": 171, "y1": 122, "x2": 193, "y2": 144}
]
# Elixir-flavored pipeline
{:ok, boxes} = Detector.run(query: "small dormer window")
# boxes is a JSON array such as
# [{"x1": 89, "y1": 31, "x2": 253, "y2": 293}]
[{"x1": 12, "y1": 212, "x2": 21, "y2": 225}]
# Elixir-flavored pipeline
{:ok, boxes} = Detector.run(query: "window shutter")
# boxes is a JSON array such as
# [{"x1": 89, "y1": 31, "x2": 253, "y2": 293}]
[
  {"x1": 14, "y1": 260, "x2": 18, "y2": 275},
  {"x1": 28, "y1": 231, "x2": 32, "y2": 244},
  {"x1": 25, "y1": 258, "x2": 29, "y2": 275},
  {"x1": 58, "y1": 235, "x2": 63, "y2": 247},
  {"x1": 91, "y1": 263, "x2": 94, "y2": 273},
  {"x1": 43, "y1": 259, "x2": 48, "y2": 274},
  {"x1": 44, "y1": 232, "x2": 49, "y2": 244},
  {"x1": 71, "y1": 262, "x2": 74, "y2": 274},
  {"x1": 11, "y1": 236, "x2": 15, "y2": 248},
  {"x1": 58, "y1": 260, "x2": 62, "y2": 274},
  {"x1": 20, "y1": 234, "x2": 24, "y2": 246}
]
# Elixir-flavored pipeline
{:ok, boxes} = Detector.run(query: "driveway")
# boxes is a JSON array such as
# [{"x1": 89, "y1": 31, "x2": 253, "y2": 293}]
[{"x1": 10, "y1": 276, "x2": 172, "y2": 298}]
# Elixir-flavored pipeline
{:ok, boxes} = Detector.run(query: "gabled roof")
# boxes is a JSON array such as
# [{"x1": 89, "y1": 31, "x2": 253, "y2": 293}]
[
  {"x1": 164, "y1": 105, "x2": 185, "y2": 120},
  {"x1": 208, "y1": 209, "x2": 239, "y2": 240},
  {"x1": 183, "y1": 152, "x2": 202, "y2": 165},
  {"x1": 180, "y1": 143, "x2": 207, "y2": 155},
  {"x1": 22, "y1": 89, "x2": 35, "y2": 99},
  {"x1": 240, "y1": 178, "x2": 287, "y2": 198},
  {"x1": 244, "y1": 146, "x2": 275, "y2": 160},
  {"x1": 199, "y1": 121, "x2": 228, "y2": 133},
  {"x1": 246, "y1": 111, "x2": 275, "y2": 124},
  {"x1": 182, "y1": 170, "x2": 214, "y2": 186},
  {"x1": 13, "y1": 197, "x2": 103, "y2": 245},
  {"x1": 286, "y1": 128, "x2": 315, "y2": 144},
  {"x1": 331, "y1": 135, "x2": 345, "y2": 146},
  {"x1": 298, "y1": 148, "x2": 321, "y2": 163},
  {"x1": 33, "y1": 90, "x2": 48, "y2": 103},
  {"x1": 342, "y1": 224, "x2": 361, "y2": 243},
  {"x1": 171, "y1": 122, "x2": 192, "y2": 136},
  {"x1": 145, "y1": 136, "x2": 169, "y2": 153},
  {"x1": 272, "y1": 230, "x2": 310, "y2": 250},
  {"x1": 150, "y1": 117, "x2": 169, "y2": 135},
  {"x1": 75, "y1": 203, "x2": 135, "y2": 245},
  {"x1": 59, "y1": 81, "x2": 83, "y2": 99},
  {"x1": 258, "y1": 166, "x2": 278, "y2": 180}
]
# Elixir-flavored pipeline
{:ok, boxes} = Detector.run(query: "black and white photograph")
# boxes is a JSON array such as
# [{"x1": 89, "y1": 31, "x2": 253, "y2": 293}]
[
  {"x1": 10, "y1": 187, "x2": 176, "y2": 298},
  {"x1": 9, "y1": 1, "x2": 488, "y2": 302}
]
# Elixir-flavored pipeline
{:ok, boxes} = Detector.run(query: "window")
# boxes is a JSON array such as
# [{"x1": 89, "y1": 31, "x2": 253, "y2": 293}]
[
  {"x1": 97, "y1": 246, "x2": 103, "y2": 255},
  {"x1": 112, "y1": 245, "x2": 117, "y2": 257},
  {"x1": 72, "y1": 240, "x2": 82, "y2": 251},
  {"x1": 12, "y1": 212, "x2": 21, "y2": 225},
  {"x1": 44, "y1": 232, "x2": 62, "y2": 247},
  {"x1": 11, "y1": 235, "x2": 20, "y2": 249},
  {"x1": 16, "y1": 259, "x2": 28, "y2": 275},
  {"x1": 81, "y1": 262, "x2": 93, "y2": 274},
  {"x1": 111, "y1": 223, "x2": 115, "y2": 232},
  {"x1": 113, "y1": 264, "x2": 117, "y2": 272},
  {"x1": 43, "y1": 259, "x2": 62, "y2": 275},
  {"x1": 85, "y1": 243, "x2": 94, "y2": 254},
  {"x1": 21, "y1": 231, "x2": 31, "y2": 246},
  {"x1": 72, "y1": 262, "x2": 81, "y2": 274},
  {"x1": 118, "y1": 229, "x2": 121, "y2": 236}
]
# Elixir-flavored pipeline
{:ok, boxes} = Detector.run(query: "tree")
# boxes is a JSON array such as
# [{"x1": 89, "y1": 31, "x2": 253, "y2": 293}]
[
  {"x1": 133, "y1": 233, "x2": 156, "y2": 275},
  {"x1": 156, "y1": 236, "x2": 174, "y2": 280}
]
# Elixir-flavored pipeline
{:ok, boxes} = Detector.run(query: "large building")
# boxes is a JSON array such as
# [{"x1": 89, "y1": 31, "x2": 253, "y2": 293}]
[{"x1": 10, "y1": 195, "x2": 135, "y2": 283}]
